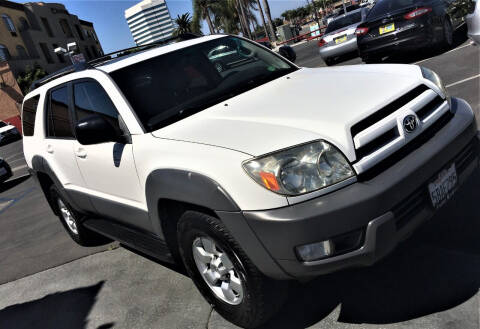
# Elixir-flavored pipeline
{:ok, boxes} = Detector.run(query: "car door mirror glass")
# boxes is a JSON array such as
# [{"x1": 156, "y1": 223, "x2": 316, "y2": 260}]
[{"x1": 75, "y1": 114, "x2": 120, "y2": 145}]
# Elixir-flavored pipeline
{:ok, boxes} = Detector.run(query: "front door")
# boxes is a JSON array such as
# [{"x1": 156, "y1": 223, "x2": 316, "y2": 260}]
[{"x1": 71, "y1": 79, "x2": 151, "y2": 231}]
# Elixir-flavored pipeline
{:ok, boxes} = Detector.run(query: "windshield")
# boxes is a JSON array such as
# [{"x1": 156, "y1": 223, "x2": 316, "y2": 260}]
[
  {"x1": 326, "y1": 11, "x2": 362, "y2": 33},
  {"x1": 368, "y1": 0, "x2": 418, "y2": 17},
  {"x1": 110, "y1": 36, "x2": 297, "y2": 132}
]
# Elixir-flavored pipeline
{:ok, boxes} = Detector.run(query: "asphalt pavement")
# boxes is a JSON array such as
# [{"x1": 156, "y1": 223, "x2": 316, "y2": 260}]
[{"x1": 0, "y1": 32, "x2": 479, "y2": 329}]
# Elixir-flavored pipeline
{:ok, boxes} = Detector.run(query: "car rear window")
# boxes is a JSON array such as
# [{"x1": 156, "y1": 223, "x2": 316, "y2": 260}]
[
  {"x1": 368, "y1": 0, "x2": 417, "y2": 18},
  {"x1": 22, "y1": 95, "x2": 40, "y2": 136},
  {"x1": 326, "y1": 11, "x2": 362, "y2": 33}
]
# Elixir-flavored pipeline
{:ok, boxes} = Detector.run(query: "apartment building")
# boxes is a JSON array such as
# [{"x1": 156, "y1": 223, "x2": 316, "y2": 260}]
[
  {"x1": 125, "y1": 0, "x2": 174, "y2": 46},
  {"x1": 0, "y1": 1, "x2": 103, "y2": 77}
]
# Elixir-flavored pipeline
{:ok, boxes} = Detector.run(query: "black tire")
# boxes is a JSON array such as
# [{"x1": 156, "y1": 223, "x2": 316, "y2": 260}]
[
  {"x1": 49, "y1": 185, "x2": 111, "y2": 246},
  {"x1": 442, "y1": 17, "x2": 454, "y2": 49},
  {"x1": 324, "y1": 57, "x2": 335, "y2": 66},
  {"x1": 177, "y1": 211, "x2": 287, "y2": 328}
]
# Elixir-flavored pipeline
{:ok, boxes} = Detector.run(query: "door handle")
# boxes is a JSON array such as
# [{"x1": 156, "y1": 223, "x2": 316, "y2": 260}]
[
  {"x1": 75, "y1": 148, "x2": 87, "y2": 159},
  {"x1": 46, "y1": 144, "x2": 54, "y2": 154}
]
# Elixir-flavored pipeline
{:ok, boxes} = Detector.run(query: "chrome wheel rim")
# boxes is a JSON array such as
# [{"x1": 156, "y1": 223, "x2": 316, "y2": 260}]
[
  {"x1": 57, "y1": 199, "x2": 78, "y2": 235},
  {"x1": 192, "y1": 237, "x2": 244, "y2": 305}
]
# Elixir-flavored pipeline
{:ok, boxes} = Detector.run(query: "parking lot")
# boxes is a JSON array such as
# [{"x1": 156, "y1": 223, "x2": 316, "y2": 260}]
[{"x1": 0, "y1": 34, "x2": 479, "y2": 328}]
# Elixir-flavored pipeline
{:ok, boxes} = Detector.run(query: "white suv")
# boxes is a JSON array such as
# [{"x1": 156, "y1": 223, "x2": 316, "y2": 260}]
[{"x1": 22, "y1": 34, "x2": 479, "y2": 328}]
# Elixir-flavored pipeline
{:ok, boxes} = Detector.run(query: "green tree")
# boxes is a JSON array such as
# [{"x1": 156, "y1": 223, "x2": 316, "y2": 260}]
[
  {"x1": 173, "y1": 13, "x2": 193, "y2": 36},
  {"x1": 16, "y1": 65, "x2": 47, "y2": 95},
  {"x1": 192, "y1": 0, "x2": 217, "y2": 34}
]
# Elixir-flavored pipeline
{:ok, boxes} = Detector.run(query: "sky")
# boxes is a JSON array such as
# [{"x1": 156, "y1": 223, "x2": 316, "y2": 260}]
[{"x1": 38, "y1": 0, "x2": 307, "y2": 53}]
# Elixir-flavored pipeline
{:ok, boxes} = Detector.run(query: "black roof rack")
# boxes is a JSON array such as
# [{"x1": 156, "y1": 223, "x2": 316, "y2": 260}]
[{"x1": 29, "y1": 33, "x2": 201, "y2": 92}]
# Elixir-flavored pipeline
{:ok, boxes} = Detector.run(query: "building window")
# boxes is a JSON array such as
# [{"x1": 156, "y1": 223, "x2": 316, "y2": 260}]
[
  {"x1": 84, "y1": 47, "x2": 92, "y2": 60},
  {"x1": 59, "y1": 19, "x2": 73, "y2": 37},
  {"x1": 52, "y1": 43, "x2": 65, "y2": 63},
  {"x1": 74, "y1": 24, "x2": 84, "y2": 40},
  {"x1": 0, "y1": 44, "x2": 10, "y2": 61},
  {"x1": 2, "y1": 14, "x2": 17, "y2": 36},
  {"x1": 16, "y1": 45, "x2": 28, "y2": 59},
  {"x1": 19, "y1": 17, "x2": 29, "y2": 31},
  {"x1": 41, "y1": 17, "x2": 54, "y2": 37},
  {"x1": 90, "y1": 46, "x2": 98, "y2": 58},
  {"x1": 39, "y1": 42, "x2": 54, "y2": 64}
]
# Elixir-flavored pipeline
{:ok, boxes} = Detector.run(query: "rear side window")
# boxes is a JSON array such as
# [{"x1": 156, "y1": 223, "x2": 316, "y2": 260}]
[
  {"x1": 46, "y1": 86, "x2": 74, "y2": 138},
  {"x1": 73, "y1": 81, "x2": 121, "y2": 135},
  {"x1": 22, "y1": 95, "x2": 40, "y2": 136}
]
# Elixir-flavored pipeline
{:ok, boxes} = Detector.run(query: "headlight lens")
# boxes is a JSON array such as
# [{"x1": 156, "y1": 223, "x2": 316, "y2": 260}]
[
  {"x1": 420, "y1": 66, "x2": 449, "y2": 100},
  {"x1": 242, "y1": 141, "x2": 355, "y2": 196}
]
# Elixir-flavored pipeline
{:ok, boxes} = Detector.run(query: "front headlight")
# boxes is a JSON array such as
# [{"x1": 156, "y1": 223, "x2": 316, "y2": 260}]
[
  {"x1": 242, "y1": 141, "x2": 355, "y2": 196},
  {"x1": 420, "y1": 66, "x2": 449, "y2": 101}
]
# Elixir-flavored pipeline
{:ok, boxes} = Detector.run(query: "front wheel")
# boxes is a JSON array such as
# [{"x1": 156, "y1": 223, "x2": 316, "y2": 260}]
[{"x1": 177, "y1": 211, "x2": 287, "y2": 328}]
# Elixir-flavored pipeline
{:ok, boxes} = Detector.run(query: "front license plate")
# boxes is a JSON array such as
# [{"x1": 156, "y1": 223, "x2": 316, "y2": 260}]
[
  {"x1": 379, "y1": 23, "x2": 395, "y2": 35},
  {"x1": 335, "y1": 35, "x2": 347, "y2": 44},
  {"x1": 428, "y1": 163, "x2": 458, "y2": 209}
]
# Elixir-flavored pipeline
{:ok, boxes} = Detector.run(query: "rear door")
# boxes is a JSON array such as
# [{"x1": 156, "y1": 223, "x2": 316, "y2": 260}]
[{"x1": 71, "y1": 79, "x2": 151, "y2": 231}]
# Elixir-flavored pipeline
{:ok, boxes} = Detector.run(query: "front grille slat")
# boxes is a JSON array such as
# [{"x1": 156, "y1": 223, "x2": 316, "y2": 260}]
[{"x1": 351, "y1": 84, "x2": 451, "y2": 177}]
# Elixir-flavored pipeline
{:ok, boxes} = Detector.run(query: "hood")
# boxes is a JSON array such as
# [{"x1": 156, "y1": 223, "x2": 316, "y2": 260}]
[{"x1": 152, "y1": 65, "x2": 423, "y2": 161}]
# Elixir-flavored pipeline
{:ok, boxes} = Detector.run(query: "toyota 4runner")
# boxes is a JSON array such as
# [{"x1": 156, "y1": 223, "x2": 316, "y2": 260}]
[{"x1": 22, "y1": 34, "x2": 479, "y2": 328}]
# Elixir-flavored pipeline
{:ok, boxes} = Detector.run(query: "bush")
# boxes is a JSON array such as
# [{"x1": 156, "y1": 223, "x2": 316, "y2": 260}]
[{"x1": 17, "y1": 65, "x2": 48, "y2": 95}]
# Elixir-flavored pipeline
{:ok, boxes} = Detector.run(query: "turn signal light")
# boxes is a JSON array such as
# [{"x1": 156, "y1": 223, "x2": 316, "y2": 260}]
[
  {"x1": 318, "y1": 38, "x2": 327, "y2": 47},
  {"x1": 404, "y1": 7, "x2": 432, "y2": 19},
  {"x1": 355, "y1": 27, "x2": 369, "y2": 35},
  {"x1": 259, "y1": 171, "x2": 280, "y2": 191}
]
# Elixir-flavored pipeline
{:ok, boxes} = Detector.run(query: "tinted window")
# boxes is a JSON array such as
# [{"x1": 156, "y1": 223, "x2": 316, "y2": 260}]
[
  {"x1": 326, "y1": 11, "x2": 363, "y2": 33},
  {"x1": 47, "y1": 87, "x2": 74, "y2": 138},
  {"x1": 73, "y1": 81, "x2": 121, "y2": 134},
  {"x1": 110, "y1": 36, "x2": 295, "y2": 132},
  {"x1": 22, "y1": 95, "x2": 40, "y2": 136},
  {"x1": 0, "y1": 122, "x2": 6, "y2": 128},
  {"x1": 368, "y1": 0, "x2": 417, "y2": 18}
]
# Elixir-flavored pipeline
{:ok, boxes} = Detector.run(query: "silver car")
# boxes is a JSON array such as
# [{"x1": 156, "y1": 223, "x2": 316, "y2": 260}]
[
  {"x1": 467, "y1": 0, "x2": 479, "y2": 44},
  {"x1": 319, "y1": 8, "x2": 368, "y2": 65}
]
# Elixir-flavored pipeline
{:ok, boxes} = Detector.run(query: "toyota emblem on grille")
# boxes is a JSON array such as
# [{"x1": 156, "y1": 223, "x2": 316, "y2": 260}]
[{"x1": 403, "y1": 115, "x2": 418, "y2": 133}]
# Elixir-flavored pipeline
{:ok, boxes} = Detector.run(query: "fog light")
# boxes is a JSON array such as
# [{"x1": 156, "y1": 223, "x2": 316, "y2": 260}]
[
  {"x1": 296, "y1": 240, "x2": 334, "y2": 262},
  {"x1": 296, "y1": 229, "x2": 364, "y2": 262}
]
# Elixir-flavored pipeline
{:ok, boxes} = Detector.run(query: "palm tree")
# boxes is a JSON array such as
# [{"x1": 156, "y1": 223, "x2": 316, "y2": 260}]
[
  {"x1": 192, "y1": 0, "x2": 217, "y2": 34},
  {"x1": 173, "y1": 13, "x2": 193, "y2": 36},
  {"x1": 255, "y1": 0, "x2": 270, "y2": 40},
  {"x1": 261, "y1": 0, "x2": 276, "y2": 40}
]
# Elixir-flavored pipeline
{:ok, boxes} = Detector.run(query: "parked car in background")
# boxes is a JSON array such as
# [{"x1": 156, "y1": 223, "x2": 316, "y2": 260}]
[
  {"x1": 319, "y1": 8, "x2": 369, "y2": 65},
  {"x1": 0, "y1": 158, "x2": 11, "y2": 183},
  {"x1": 356, "y1": 0, "x2": 473, "y2": 63},
  {"x1": 467, "y1": 0, "x2": 479, "y2": 44},
  {"x1": 0, "y1": 121, "x2": 20, "y2": 145}
]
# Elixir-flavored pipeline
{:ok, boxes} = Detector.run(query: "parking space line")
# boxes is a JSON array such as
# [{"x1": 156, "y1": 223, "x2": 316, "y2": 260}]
[
  {"x1": 10, "y1": 164, "x2": 28, "y2": 172},
  {"x1": 414, "y1": 41, "x2": 474, "y2": 65},
  {"x1": 446, "y1": 74, "x2": 480, "y2": 88}
]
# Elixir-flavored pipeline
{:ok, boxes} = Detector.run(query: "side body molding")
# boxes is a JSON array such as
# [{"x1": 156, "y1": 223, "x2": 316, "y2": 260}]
[{"x1": 145, "y1": 169, "x2": 240, "y2": 236}]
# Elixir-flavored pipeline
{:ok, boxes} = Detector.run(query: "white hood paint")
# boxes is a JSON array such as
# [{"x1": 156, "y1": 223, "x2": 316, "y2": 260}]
[{"x1": 152, "y1": 64, "x2": 423, "y2": 161}]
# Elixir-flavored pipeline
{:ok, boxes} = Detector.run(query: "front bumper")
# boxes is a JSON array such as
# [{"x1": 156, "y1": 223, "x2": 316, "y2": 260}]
[
  {"x1": 220, "y1": 98, "x2": 479, "y2": 280},
  {"x1": 319, "y1": 37, "x2": 358, "y2": 59}
]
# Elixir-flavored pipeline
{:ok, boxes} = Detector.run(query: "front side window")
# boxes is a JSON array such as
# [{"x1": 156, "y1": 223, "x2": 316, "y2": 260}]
[
  {"x1": 73, "y1": 80, "x2": 121, "y2": 135},
  {"x1": 109, "y1": 36, "x2": 297, "y2": 132},
  {"x1": 22, "y1": 95, "x2": 40, "y2": 136},
  {"x1": 47, "y1": 86, "x2": 74, "y2": 138}
]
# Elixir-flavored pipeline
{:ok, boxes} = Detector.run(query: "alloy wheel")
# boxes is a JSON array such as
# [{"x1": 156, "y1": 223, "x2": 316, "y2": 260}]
[{"x1": 57, "y1": 199, "x2": 78, "y2": 235}]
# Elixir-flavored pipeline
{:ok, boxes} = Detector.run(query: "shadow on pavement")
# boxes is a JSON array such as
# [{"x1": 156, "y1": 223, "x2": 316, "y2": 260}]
[
  {"x1": 0, "y1": 175, "x2": 30, "y2": 193},
  {"x1": 0, "y1": 281, "x2": 113, "y2": 329},
  {"x1": 260, "y1": 171, "x2": 480, "y2": 329}
]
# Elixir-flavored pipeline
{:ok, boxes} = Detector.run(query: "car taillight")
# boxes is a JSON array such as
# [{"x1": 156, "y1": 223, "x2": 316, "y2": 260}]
[
  {"x1": 355, "y1": 27, "x2": 369, "y2": 35},
  {"x1": 318, "y1": 39, "x2": 327, "y2": 47},
  {"x1": 404, "y1": 7, "x2": 432, "y2": 19}
]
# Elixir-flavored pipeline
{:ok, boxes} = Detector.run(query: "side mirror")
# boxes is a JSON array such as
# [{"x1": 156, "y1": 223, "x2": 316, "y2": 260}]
[
  {"x1": 278, "y1": 45, "x2": 297, "y2": 63},
  {"x1": 75, "y1": 114, "x2": 119, "y2": 145}
]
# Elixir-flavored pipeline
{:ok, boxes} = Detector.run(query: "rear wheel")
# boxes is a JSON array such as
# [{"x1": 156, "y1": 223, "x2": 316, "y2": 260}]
[
  {"x1": 442, "y1": 17, "x2": 454, "y2": 49},
  {"x1": 177, "y1": 211, "x2": 287, "y2": 328},
  {"x1": 49, "y1": 185, "x2": 111, "y2": 246}
]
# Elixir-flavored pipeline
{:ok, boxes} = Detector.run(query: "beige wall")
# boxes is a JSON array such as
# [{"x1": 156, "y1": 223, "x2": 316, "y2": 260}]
[
  {"x1": 0, "y1": 6, "x2": 30, "y2": 59},
  {"x1": 0, "y1": 62, "x2": 22, "y2": 122}
]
